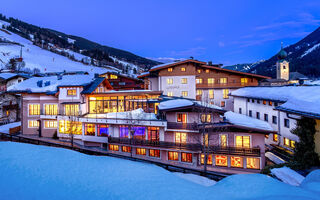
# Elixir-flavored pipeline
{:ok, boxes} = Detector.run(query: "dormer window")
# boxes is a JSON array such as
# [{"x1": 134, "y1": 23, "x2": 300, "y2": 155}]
[
  {"x1": 67, "y1": 89, "x2": 77, "y2": 96},
  {"x1": 181, "y1": 67, "x2": 186, "y2": 72},
  {"x1": 168, "y1": 68, "x2": 173, "y2": 72}
]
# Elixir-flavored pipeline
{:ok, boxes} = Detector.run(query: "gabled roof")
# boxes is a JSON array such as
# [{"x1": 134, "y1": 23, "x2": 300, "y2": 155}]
[
  {"x1": 0, "y1": 73, "x2": 30, "y2": 81},
  {"x1": 149, "y1": 59, "x2": 207, "y2": 72},
  {"x1": 82, "y1": 77, "x2": 113, "y2": 94},
  {"x1": 289, "y1": 72, "x2": 308, "y2": 80}
]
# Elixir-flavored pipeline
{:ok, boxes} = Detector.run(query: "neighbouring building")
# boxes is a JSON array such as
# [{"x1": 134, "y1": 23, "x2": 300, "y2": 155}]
[
  {"x1": 100, "y1": 71, "x2": 144, "y2": 90},
  {"x1": 9, "y1": 74, "x2": 274, "y2": 174},
  {"x1": 0, "y1": 72, "x2": 30, "y2": 91},
  {"x1": 138, "y1": 59, "x2": 269, "y2": 111}
]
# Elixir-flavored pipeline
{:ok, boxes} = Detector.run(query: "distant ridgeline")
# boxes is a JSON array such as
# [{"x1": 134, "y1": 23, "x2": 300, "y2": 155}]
[{"x1": 0, "y1": 13, "x2": 160, "y2": 71}]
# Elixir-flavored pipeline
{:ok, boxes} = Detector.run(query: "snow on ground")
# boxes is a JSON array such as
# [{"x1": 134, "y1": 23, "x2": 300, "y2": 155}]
[
  {"x1": 224, "y1": 111, "x2": 274, "y2": 131},
  {"x1": 271, "y1": 167, "x2": 305, "y2": 186},
  {"x1": 300, "y1": 170, "x2": 320, "y2": 194},
  {"x1": 173, "y1": 172, "x2": 216, "y2": 187},
  {"x1": 110, "y1": 56, "x2": 139, "y2": 76},
  {"x1": 158, "y1": 99, "x2": 194, "y2": 110},
  {"x1": 0, "y1": 122, "x2": 20, "y2": 133},
  {"x1": 265, "y1": 152, "x2": 285, "y2": 165},
  {"x1": 0, "y1": 142, "x2": 320, "y2": 200},
  {"x1": 0, "y1": 28, "x2": 109, "y2": 74},
  {"x1": 301, "y1": 43, "x2": 320, "y2": 58}
]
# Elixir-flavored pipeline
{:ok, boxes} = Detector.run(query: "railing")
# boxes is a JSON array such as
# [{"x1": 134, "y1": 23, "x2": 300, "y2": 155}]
[
  {"x1": 108, "y1": 137, "x2": 261, "y2": 156},
  {"x1": 196, "y1": 82, "x2": 257, "y2": 88},
  {"x1": 167, "y1": 122, "x2": 198, "y2": 130}
]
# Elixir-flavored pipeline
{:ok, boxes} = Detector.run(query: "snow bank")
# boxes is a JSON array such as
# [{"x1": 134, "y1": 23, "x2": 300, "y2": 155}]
[
  {"x1": 271, "y1": 167, "x2": 305, "y2": 186},
  {"x1": 0, "y1": 122, "x2": 21, "y2": 133},
  {"x1": 86, "y1": 108, "x2": 158, "y2": 120},
  {"x1": 265, "y1": 152, "x2": 285, "y2": 164},
  {"x1": 224, "y1": 111, "x2": 274, "y2": 131},
  {"x1": 300, "y1": 170, "x2": 320, "y2": 194},
  {"x1": 173, "y1": 172, "x2": 216, "y2": 187}
]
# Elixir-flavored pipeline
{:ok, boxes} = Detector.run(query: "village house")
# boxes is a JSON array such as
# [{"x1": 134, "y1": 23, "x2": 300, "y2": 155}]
[{"x1": 99, "y1": 71, "x2": 144, "y2": 90}]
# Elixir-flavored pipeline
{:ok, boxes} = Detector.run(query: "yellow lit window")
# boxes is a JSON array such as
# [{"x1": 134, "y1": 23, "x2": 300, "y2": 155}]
[
  {"x1": 273, "y1": 134, "x2": 278, "y2": 142},
  {"x1": 220, "y1": 78, "x2": 227, "y2": 84},
  {"x1": 29, "y1": 104, "x2": 40, "y2": 115},
  {"x1": 59, "y1": 120, "x2": 82, "y2": 135},
  {"x1": 121, "y1": 146, "x2": 131, "y2": 153},
  {"x1": 44, "y1": 120, "x2": 57, "y2": 128},
  {"x1": 216, "y1": 155, "x2": 228, "y2": 166},
  {"x1": 284, "y1": 137, "x2": 290, "y2": 146},
  {"x1": 136, "y1": 148, "x2": 146, "y2": 155},
  {"x1": 175, "y1": 132, "x2": 187, "y2": 143},
  {"x1": 290, "y1": 140, "x2": 295, "y2": 148},
  {"x1": 177, "y1": 113, "x2": 187, "y2": 123},
  {"x1": 208, "y1": 78, "x2": 214, "y2": 84},
  {"x1": 246, "y1": 157, "x2": 260, "y2": 169},
  {"x1": 167, "y1": 78, "x2": 173, "y2": 85},
  {"x1": 109, "y1": 144, "x2": 119, "y2": 151},
  {"x1": 205, "y1": 69, "x2": 210, "y2": 73},
  {"x1": 241, "y1": 78, "x2": 248, "y2": 85},
  {"x1": 28, "y1": 120, "x2": 39, "y2": 128},
  {"x1": 110, "y1": 74, "x2": 118, "y2": 79},
  {"x1": 67, "y1": 89, "x2": 77, "y2": 96},
  {"x1": 181, "y1": 91, "x2": 188, "y2": 97},
  {"x1": 197, "y1": 69, "x2": 201, "y2": 73},
  {"x1": 65, "y1": 104, "x2": 79, "y2": 116},
  {"x1": 168, "y1": 151, "x2": 179, "y2": 161},
  {"x1": 201, "y1": 114, "x2": 211, "y2": 123},
  {"x1": 181, "y1": 152, "x2": 193, "y2": 163},
  {"x1": 196, "y1": 78, "x2": 203, "y2": 84},
  {"x1": 200, "y1": 154, "x2": 212, "y2": 165},
  {"x1": 167, "y1": 91, "x2": 173, "y2": 97},
  {"x1": 269, "y1": 101, "x2": 273, "y2": 106},
  {"x1": 263, "y1": 100, "x2": 267, "y2": 105},
  {"x1": 196, "y1": 89, "x2": 203, "y2": 96},
  {"x1": 220, "y1": 101, "x2": 225, "y2": 107},
  {"x1": 181, "y1": 67, "x2": 186, "y2": 72},
  {"x1": 168, "y1": 68, "x2": 173, "y2": 72},
  {"x1": 231, "y1": 156, "x2": 243, "y2": 168},
  {"x1": 44, "y1": 104, "x2": 58, "y2": 115},
  {"x1": 223, "y1": 89, "x2": 229, "y2": 99},
  {"x1": 209, "y1": 89, "x2": 214, "y2": 99},
  {"x1": 181, "y1": 78, "x2": 187, "y2": 84},
  {"x1": 149, "y1": 149, "x2": 160, "y2": 157},
  {"x1": 220, "y1": 134, "x2": 227, "y2": 147},
  {"x1": 236, "y1": 136, "x2": 250, "y2": 148}
]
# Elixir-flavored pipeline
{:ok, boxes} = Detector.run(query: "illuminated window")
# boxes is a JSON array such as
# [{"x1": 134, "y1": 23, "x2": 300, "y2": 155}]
[
  {"x1": 44, "y1": 104, "x2": 58, "y2": 115},
  {"x1": 197, "y1": 69, "x2": 201, "y2": 73},
  {"x1": 263, "y1": 100, "x2": 267, "y2": 105},
  {"x1": 231, "y1": 156, "x2": 243, "y2": 168},
  {"x1": 84, "y1": 124, "x2": 95, "y2": 136},
  {"x1": 65, "y1": 104, "x2": 79, "y2": 116},
  {"x1": 196, "y1": 89, "x2": 203, "y2": 96},
  {"x1": 246, "y1": 157, "x2": 260, "y2": 169},
  {"x1": 28, "y1": 120, "x2": 39, "y2": 128},
  {"x1": 216, "y1": 155, "x2": 228, "y2": 166},
  {"x1": 167, "y1": 91, "x2": 173, "y2": 97},
  {"x1": 168, "y1": 68, "x2": 173, "y2": 72},
  {"x1": 177, "y1": 113, "x2": 187, "y2": 123},
  {"x1": 241, "y1": 78, "x2": 248, "y2": 85},
  {"x1": 109, "y1": 144, "x2": 119, "y2": 151},
  {"x1": 168, "y1": 151, "x2": 179, "y2": 161},
  {"x1": 167, "y1": 78, "x2": 173, "y2": 85},
  {"x1": 204, "y1": 133, "x2": 209, "y2": 146},
  {"x1": 269, "y1": 101, "x2": 273, "y2": 106},
  {"x1": 110, "y1": 74, "x2": 118, "y2": 79},
  {"x1": 220, "y1": 78, "x2": 227, "y2": 84},
  {"x1": 220, "y1": 101, "x2": 225, "y2": 107},
  {"x1": 200, "y1": 154, "x2": 212, "y2": 165},
  {"x1": 136, "y1": 148, "x2": 146, "y2": 155},
  {"x1": 181, "y1": 91, "x2": 188, "y2": 97},
  {"x1": 97, "y1": 124, "x2": 109, "y2": 137},
  {"x1": 28, "y1": 104, "x2": 40, "y2": 115},
  {"x1": 181, "y1": 78, "x2": 187, "y2": 84},
  {"x1": 59, "y1": 120, "x2": 82, "y2": 135},
  {"x1": 149, "y1": 149, "x2": 160, "y2": 157},
  {"x1": 284, "y1": 137, "x2": 290, "y2": 146},
  {"x1": 175, "y1": 132, "x2": 187, "y2": 143},
  {"x1": 273, "y1": 134, "x2": 278, "y2": 142},
  {"x1": 235, "y1": 136, "x2": 250, "y2": 148},
  {"x1": 290, "y1": 140, "x2": 295, "y2": 148},
  {"x1": 67, "y1": 89, "x2": 76, "y2": 96},
  {"x1": 121, "y1": 146, "x2": 131, "y2": 153},
  {"x1": 181, "y1": 152, "x2": 192, "y2": 163},
  {"x1": 220, "y1": 134, "x2": 227, "y2": 147},
  {"x1": 148, "y1": 127, "x2": 160, "y2": 142},
  {"x1": 201, "y1": 114, "x2": 211, "y2": 123},
  {"x1": 208, "y1": 78, "x2": 214, "y2": 84},
  {"x1": 208, "y1": 89, "x2": 214, "y2": 99},
  {"x1": 44, "y1": 120, "x2": 57, "y2": 128},
  {"x1": 6, "y1": 111, "x2": 9, "y2": 116},
  {"x1": 196, "y1": 78, "x2": 203, "y2": 84},
  {"x1": 181, "y1": 67, "x2": 186, "y2": 72},
  {"x1": 223, "y1": 89, "x2": 229, "y2": 99},
  {"x1": 205, "y1": 69, "x2": 210, "y2": 73}
]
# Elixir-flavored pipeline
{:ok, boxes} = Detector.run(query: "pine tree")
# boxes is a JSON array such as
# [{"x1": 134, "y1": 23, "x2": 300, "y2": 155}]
[{"x1": 292, "y1": 117, "x2": 319, "y2": 169}]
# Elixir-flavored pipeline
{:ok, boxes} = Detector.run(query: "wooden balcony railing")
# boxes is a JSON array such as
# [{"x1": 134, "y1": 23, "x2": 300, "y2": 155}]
[
  {"x1": 196, "y1": 82, "x2": 257, "y2": 88},
  {"x1": 108, "y1": 137, "x2": 261, "y2": 156},
  {"x1": 167, "y1": 122, "x2": 198, "y2": 130}
]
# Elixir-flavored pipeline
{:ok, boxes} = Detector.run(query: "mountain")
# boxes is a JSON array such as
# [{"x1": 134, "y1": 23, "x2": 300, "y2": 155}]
[
  {"x1": 223, "y1": 61, "x2": 264, "y2": 73},
  {"x1": 249, "y1": 27, "x2": 320, "y2": 78}
]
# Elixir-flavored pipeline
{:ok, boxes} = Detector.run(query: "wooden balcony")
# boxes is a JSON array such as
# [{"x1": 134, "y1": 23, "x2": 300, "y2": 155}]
[
  {"x1": 196, "y1": 82, "x2": 257, "y2": 89},
  {"x1": 108, "y1": 137, "x2": 261, "y2": 157},
  {"x1": 167, "y1": 122, "x2": 198, "y2": 130}
]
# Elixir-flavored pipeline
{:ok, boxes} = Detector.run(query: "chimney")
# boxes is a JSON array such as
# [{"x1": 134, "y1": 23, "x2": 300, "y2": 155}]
[
  {"x1": 190, "y1": 56, "x2": 194, "y2": 60},
  {"x1": 207, "y1": 61, "x2": 213, "y2": 66}
]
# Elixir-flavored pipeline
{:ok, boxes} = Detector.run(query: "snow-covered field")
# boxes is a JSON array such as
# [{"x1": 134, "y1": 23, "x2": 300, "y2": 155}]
[{"x1": 0, "y1": 142, "x2": 319, "y2": 200}]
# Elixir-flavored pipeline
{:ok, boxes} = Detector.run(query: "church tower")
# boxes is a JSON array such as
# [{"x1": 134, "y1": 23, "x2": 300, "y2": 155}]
[{"x1": 276, "y1": 43, "x2": 289, "y2": 80}]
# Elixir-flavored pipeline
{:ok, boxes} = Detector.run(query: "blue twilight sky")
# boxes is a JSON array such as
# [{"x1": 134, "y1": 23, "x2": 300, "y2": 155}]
[{"x1": 1, "y1": 0, "x2": 320, "y2": 65}]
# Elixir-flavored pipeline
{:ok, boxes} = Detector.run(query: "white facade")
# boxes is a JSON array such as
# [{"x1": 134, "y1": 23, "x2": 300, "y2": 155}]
[
  {"x1": 159, "y1": 75, "x2": 196, "y2": 99},
  {"x1": 201, "y1": 88, "x2": 235, "y2": 111},
  {"x1": 6, "y1": 77, "x2": 25, "y2": 88}
]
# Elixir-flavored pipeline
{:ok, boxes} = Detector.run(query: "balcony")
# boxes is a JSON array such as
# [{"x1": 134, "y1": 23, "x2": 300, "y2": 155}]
[
  {"x1": 108, "y1": 137, "x2": 261, "y2": 156},
  {"x1": 196, "y1": 82, "x2": 257, "y2": 89},
  {"x1": 167, "y1": 122, "x2": 198, "y2": 130}
]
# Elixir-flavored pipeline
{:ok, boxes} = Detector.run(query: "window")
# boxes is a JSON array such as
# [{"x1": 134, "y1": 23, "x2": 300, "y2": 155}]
[
  {"x1": 263, "y1": 100, "x2": 267, "y2": 105},
  {"x1": 220, "y1": 134, "x2": 227, "y2": 147},
  {"x1": 181, "y1": 78, "x2": 187, "y2": 84},
  {"x1": 246, "y1": 157, "x2": 260, "y2": 169},
  {"x1": 272, "y1": 116, "x2": 277, "y2": 124},
  {"x1": 97, "y1": 124, "x2": 109, "y2": 137},
  {"x1": 220, "y1": 78, "x2": 227, "y2": 84},
  {"x1": 239, "y1": 108, "x2": 242, "y2": 114},
  {"x1": 168, "y1": 151, "x2": 179, "y2": 161},
  {"x1": 247, "y1": 99, "x2": 250, "y2": 102},
  {"x1": 181, "y1": 152, "x2": 192, "y2": 163},
  {"x1": 284, "y1": 137, "x2": 290, "y2": 146},
  {"x1": 196, "y1": 78, "x2": 203, "y2": 84},
  {"x1": 249, "y1": 110, "x2": 252, "y2": 117},
  {"x1": 28, "y1": 120, "x2": 39, "y2": 128},
  {"x1": 256, "y1": 112, "x2": 260, "y2": 119},
  {"x1": 264, "y1": 114, "x2": 268, "y2": 122},
  {"x1": 274, "y1": 102, "x2": 278, "y2": 106},
  {"x1": 28, "y1": 104, "x2": 40, "y2": 115},
  {"x1": 181, "y1": 91, "x2": 188, "y2": 97},
  {"x1": 220, "y1": 101, "x2": 225, "y2": 107},
  {"x1": 231, "y1": 156, "x2": 243, "y2": 168},
  {"x1": 273, "y1": 134, "x2": 278, "y2": 142},
  {"x1": 284, "y1": 119, "x2": 290, "y2": 128},
  {"x1": 167, "y1": 91, "x2": 173, "y2": 97},
  {"x1": 200, "y1": 154, "x2": 212, "y2": 165},
  {"x1": 44, "y1": 104, "x2": 58, "y2": 115},
  {"x1": 59, "y1": 120, "x2": 82, "y2": 135},
  {"x1": 208, "y1": 78, "x2": 214, "y2": 84},
  {"x1": 290, "y1": 140, "x2": 295, "y2": 148},
  {"x1": 67, "y1": 89, "x2": 76, "y2": 96},
  {"x1": 109, "y1": 144, "x2": 119, "y2": 151},
  {"x1": 215, "y1": 155, "x2": 228, "y2": 166},
  {"x1": 136, "y1": 148, "x2": 146, "y2": 155},
  {"x1": 167, "y1": 78, "x2": 173, "y2": 85},
  {"x1": 269, "y1": 101, "x2": 273, "y2": 106},
  {"x1": 209, "y1": 89, "x2": 214, "y2": 99},
  {"x1": 251, "y1": 99, "x2": 255, "y2": 103},
  {"x1": 65, "y1": 104, "x2": 79, "y2": 116},
  {"x1": 175, "y1": 132, "x2": 187, "y2": 143},
  {"x1": 235, "y1": 136, "x2": 250, "y2": 148},
  {"x1": 257, "y1": 100, "x2": 260, "y2": 104},
  {"x1": 241, "y1": 78, "x2": 248, "y2": 85},
  {"x1": 148, "y1": 127, "x2": 160, "y2": 142},
  {"x1": 44, "y1": 120, "x2": 57, "y2": 128},
  {"x1": 223, "y1": 89, "x2": 229, "y2": 99},
  {"x1": 110, "y1": 74, "x2": 118, "y2": 79},
  {"x1": 204, "y1": 133, "x2": 209, "y2": 147},
  {"x1": 168, "y1": 67, "x2": 173, "y2": 72},
  {"x1": 181, "y1": 67, "x2": 186, "y2": 72},
  {"x1": 121, "y1": 146, "x2": 131, "y2": 153},
  {"x1": 196, "y1": 89, "x2": 203, "y2": 96},
  {"x1": 149, "y1": 149, "x2": 160, "y2": 157},
  {"x1": 197, "y1": 69, "x2": 201, "y2": 73},
  {"x1": 205, "y1": 69, "x2": 210, "y2": 73},
  {"x1": 84, "y1": 124, "x2": 95, "y2": 136},
  {"x1": 177, "y1": 113, "x2": 187, "y2": 123},
  {"x1": 201, "y1": 114, "x2": 211, "y2": 123}
]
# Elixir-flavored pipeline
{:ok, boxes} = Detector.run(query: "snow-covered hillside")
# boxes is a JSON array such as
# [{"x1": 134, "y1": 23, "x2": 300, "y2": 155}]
[{"x1": 110, "y1": 56, "x2": 140, "y2": 76}]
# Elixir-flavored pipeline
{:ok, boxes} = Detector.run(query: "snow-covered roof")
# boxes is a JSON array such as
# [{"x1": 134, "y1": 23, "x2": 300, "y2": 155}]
[
  {"x1": 0, "y1": 73, "x2": 17, "y2": 80},
  {"x1": 85, "y1": 108, "x2": 158, "y2": 120},
  {"x1": 158, "y1": 99, "x2": 223, "y2": 111},
  {"x1": 224, "y1": 111, "x2": 274, "y2": 132},
  {"x1": 7, "y1": 74, "x2": 96, "y2": 93}
]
